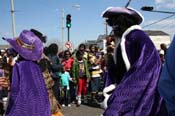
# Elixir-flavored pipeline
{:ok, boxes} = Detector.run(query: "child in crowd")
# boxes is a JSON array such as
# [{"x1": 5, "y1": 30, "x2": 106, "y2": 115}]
[
  {"x1": 59, "y1": 66, "x2": 72, "y2": 107},
  {"x1": 72, "y1": 50, "x2": 90, "y2": 106},
  {"x1": 88, "y1": 45, "x2": 103, "y2": 104},
  {"x1": 61, "y1": 50, "x2": 75, "y2": 103}
]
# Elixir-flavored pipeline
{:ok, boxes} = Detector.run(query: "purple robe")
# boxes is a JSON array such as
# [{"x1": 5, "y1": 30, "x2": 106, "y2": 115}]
[
  {"x1": 5, "y1": 60, "x2": 51, "y2": 116},
  {"x1": 104, "y1": 25, "x2": 163, "y2": 116}
]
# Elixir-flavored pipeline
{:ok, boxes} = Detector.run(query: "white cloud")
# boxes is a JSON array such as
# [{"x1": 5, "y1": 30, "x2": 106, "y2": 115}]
[
  {"x1": 155, "y1": 0, "x2": 164, "y2": 3},
  {"x1": 164, "y1": 3, "x2": 175, "y2": 8},
  {"x1": 157, "y1": 3, "x2": 175, "y2": 9},
  {"x1": 155, "y1": 0, "x2": 175, "y2": 9},
  {"x1": 155, "y1": 0, "x2": 175, "y2": 3}
]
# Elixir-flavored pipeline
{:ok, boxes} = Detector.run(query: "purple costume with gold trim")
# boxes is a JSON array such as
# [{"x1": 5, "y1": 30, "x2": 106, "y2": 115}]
[
  {"x1": 104, "y1": 25, "x2": 163, "y2": 116},
  {"x1": 2, "y1": 30, "x2": 51, "y2": 116},
  {"x1": 5, "y1": 61, "x2": 51, "y2": 116}
]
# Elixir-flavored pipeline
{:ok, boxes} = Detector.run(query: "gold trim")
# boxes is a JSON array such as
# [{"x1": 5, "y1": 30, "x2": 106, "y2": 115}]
[{"x1": 16, "y1": 38, "x2": 35, "y2": 50}]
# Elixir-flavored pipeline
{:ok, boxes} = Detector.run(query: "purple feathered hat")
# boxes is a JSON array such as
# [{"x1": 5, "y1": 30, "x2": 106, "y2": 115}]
[
  {"x1": 101, "y1": 7, "x2": 144, "y2": 24},
  {"x1": 2, "y1": 30, "x2": 43, "y2": 61}
]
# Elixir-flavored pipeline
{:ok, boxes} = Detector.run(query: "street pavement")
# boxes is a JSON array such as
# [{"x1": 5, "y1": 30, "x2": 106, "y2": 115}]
[{"x1": 61, "y1": 103, "x2": 104, "y2": 116}]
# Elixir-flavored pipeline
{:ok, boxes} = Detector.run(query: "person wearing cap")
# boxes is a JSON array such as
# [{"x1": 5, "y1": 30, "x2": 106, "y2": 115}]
[
  {"x1": 158, "y1": 35, "x2": 175, "y2": 116},
  {"x1": 2, "y1": 30, "x2": 51, "y2": 116},
  {"x1": 101, "y1": 7, "x2": 167, "y2": 116}
]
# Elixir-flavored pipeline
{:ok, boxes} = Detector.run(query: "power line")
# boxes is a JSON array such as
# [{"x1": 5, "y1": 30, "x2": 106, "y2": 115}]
[
  {"x1": 143, "y1": 14, "x2": 175, "y2": 28},
  {"x1": 158, "y1": 17, "x2": 175, "y2": 29}
]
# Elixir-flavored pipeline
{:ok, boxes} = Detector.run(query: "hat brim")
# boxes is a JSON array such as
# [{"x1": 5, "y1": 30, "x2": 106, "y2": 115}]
[
  {"x1": 3, "y1": 37, "x2": 43, "y2": 61},
  {"x1": 102, "y1": 7, "x2": 144, "y2": 25}
]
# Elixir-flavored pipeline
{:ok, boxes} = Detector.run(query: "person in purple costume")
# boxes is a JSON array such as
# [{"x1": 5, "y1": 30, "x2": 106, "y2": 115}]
[
  {"x1": 101, "y1": 7, "x2": 168, "y2": 116},
  {"x1": 2, "y1": 30, "x2": 51, "y2": 116}
]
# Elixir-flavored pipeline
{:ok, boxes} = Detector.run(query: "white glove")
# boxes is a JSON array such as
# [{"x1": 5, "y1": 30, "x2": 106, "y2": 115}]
[{"x1": 100, "y1": 84, "x2": 116, "y2": 109}]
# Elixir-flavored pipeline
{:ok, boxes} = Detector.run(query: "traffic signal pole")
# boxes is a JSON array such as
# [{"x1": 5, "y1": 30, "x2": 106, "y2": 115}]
[
  {"x1": 67, "y1": 27, "x2": 70, "y2": 42},
  {"x1": 66, "y1": 14, "x2": 71, "y2": 42}
]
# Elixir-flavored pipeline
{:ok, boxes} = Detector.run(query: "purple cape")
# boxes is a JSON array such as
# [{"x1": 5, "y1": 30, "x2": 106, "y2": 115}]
[
  {"x1": 104, "y1": 25, "x2": 163, "y2": 116},
  {"x1": 5, "y1": 61, "x2": 50, "y2": 116}
]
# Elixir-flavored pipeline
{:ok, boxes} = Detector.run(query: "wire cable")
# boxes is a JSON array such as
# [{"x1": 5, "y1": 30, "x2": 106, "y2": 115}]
[
  {"x1": 143, "y1": 14, "x2": 175, "y2": 28},
  {"x1": 158, "y1": 17, "x2": 175, "y2": 29}
]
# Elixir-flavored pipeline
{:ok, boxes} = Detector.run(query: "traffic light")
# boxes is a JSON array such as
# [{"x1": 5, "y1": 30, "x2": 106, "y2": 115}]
[
  {"x1": 66, "y1": 14, "x2": 71, "y2": 28},
  {"x1": 141, "y1": 6, "x2": 154, "y2": 11}
]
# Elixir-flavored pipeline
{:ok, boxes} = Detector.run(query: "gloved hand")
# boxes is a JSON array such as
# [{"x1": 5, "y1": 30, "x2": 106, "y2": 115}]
[{"x1": 99, "y1": 84, "x2": 116, "y2": 109}]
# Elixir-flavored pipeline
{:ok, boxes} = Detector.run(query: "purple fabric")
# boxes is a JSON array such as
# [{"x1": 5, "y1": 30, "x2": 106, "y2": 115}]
[
  {"x1": 104, "y1": 29, "x2": 163, "y2": 116},
  {"x1": 5, "y1": 61, "x2": 50, "y2": 116},
  {"x1": 3, "y1": 30, "x2": 43, "y2": 61}
]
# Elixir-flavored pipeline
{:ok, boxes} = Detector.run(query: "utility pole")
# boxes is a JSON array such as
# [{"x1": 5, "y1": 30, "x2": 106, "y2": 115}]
[
  {"x1": 11, "y1": 0, "x2": 16, "y2": 37},
  {"x1": 105, "y1": 22, "x2": 108, "y2": 36},
  {"x1": 61, "y1": 8, "x2": 65, "y2": 50}
]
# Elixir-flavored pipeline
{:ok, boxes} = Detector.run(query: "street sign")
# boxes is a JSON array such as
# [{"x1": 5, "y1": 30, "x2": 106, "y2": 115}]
[{"x1": 65, "y1": 41, "x2": 72, "y2": 49}]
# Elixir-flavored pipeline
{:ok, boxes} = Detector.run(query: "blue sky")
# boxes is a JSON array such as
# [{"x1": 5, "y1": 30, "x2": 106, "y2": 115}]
[{"x1": 0, "y1": 0, "x2": 175, "y2": 49}]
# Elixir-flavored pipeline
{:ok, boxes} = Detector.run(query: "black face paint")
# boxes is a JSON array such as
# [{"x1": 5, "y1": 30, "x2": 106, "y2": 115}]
[
  {"x1": 106, "y1": 14, "x2": 137, "y2": 37},
  {"x1": 112, "y1": 25, "x2": 124, "y2": 37}
]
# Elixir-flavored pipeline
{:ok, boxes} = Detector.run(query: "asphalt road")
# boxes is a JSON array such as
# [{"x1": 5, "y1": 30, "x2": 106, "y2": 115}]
[{"x1": 61, "y1": 103, "x2": 104, "y2": 116}]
